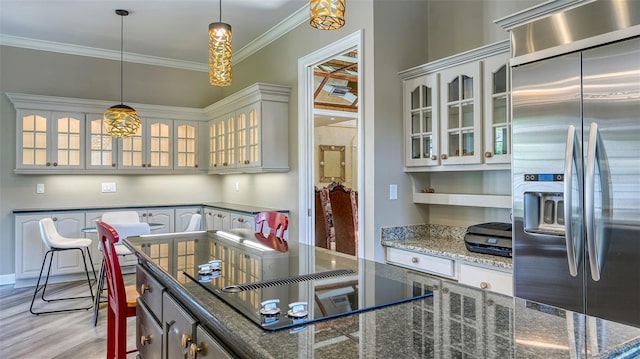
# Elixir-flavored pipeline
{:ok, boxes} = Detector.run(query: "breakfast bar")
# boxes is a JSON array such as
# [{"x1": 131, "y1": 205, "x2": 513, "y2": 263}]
[{"x1": 125, "y1": 231, "x2": 640, "y2": 359}]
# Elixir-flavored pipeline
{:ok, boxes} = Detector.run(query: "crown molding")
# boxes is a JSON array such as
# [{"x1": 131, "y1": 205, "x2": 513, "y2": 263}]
[
  {"x1": 0, "y1": 4, "x2": 308, "y2": 72},
  {"x1": 234, "y1": 4, "x2": 308, "y2": 63}
]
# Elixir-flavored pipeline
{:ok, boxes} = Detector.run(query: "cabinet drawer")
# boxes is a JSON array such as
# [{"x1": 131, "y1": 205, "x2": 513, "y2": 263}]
[
  {"x1": 458, "y1": 263, "x2": 513, "y2": 296},
  {"x1": 191, "y1": 325, "x2": 233, "y2": 359},
  {"x1": 386, "y1": 248, "x2": 455, "y2": 278},
  {"x1": 163, "y1": 293, "x2": 198, "y2": 359},
  {"x1": 136, "y1": 300, "x2": 163, "y2": 359},
  {"x1": 137, "y1": 265, "x2": 165, "y2": 322}
]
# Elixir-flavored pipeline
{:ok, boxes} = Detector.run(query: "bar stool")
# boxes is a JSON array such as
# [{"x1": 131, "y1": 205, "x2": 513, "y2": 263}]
[{"x1": 29, "y1": 218, "x2": 97, "y2": 315}]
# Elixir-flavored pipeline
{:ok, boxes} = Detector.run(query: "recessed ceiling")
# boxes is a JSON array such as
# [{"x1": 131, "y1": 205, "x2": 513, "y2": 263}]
[{"x1": 0, "y1": 0, "x2": 308, "y2": 68}]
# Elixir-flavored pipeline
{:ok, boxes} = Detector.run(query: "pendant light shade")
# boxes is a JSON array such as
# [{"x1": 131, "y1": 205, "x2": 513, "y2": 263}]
[
  {"x1": 310, "y1": 0, "x2": 346, "y2": 30},
  {"x1": 104, "y1": 9, "x2": 141, "y2": 138},
  {"x1": 209, "y1": 0, "x2": 232, "y2": 86}
]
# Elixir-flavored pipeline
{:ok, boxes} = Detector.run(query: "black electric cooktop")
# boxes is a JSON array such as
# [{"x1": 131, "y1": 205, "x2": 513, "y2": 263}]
[{"x1": 131, "y1": 229, "x2": 433, "y2": 331}]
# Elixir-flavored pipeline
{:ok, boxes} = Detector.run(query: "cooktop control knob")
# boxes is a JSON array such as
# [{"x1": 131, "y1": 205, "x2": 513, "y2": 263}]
[
  {"x1": 259, "y1": 299, "x2": 281, "y2": 317},
  {"x1": 287, "y1": 302, "x2": 308, "y2": 319}
]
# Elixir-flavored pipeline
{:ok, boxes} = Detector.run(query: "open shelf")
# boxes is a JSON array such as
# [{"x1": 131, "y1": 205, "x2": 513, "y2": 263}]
[{"x1": 413, "y1": 192, "x2": 512, "y2": 209}]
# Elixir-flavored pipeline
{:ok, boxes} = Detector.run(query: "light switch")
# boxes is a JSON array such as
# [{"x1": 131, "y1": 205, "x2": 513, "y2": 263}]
[
  {"x1": 36, "y1": 183, "x2": 45, "y2": 194},
  {"x1": 389, "y1": 184, "x2": 398, "y2": 200}
]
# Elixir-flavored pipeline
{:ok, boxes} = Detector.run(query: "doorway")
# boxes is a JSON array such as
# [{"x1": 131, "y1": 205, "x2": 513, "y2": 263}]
[{"x1": 298, "y1": 31, "x2": 363, "y2": 258}]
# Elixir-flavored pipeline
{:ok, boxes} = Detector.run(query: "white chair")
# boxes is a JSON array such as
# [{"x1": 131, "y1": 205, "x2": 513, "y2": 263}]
[
  {"x1": 93, "y1": 211, "x2": 149, "y2": 325},
  {"x1": 30, "y1": 218, "x2": 97, "y2": 315},
  {"x1": 185, "y1": 213, "x2": 202, "y2": 231}
]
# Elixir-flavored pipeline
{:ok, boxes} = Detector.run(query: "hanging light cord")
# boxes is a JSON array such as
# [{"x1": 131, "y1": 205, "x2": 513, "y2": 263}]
[
  {"x1": 119, "y1": 13, "x2": 124, "y2": 105},
  {"x1": 219, "y1": 0, "x2": 222, "y2": 22}
]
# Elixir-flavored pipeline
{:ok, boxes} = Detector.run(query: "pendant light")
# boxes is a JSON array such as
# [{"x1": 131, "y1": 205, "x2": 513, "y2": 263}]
[
  {"x1": 310, "y1": 0, "x2": 346, "y2": 30},
  {"x1": 209, "y1": 0, "x2": 232, "y2": 86},
  {"x1": 104, "y1": 9, "x2": 141, "y2": 138}
]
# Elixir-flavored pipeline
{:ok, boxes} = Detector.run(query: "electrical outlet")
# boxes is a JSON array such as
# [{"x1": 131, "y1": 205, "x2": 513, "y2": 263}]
[
  {"x1": 389, "y1": 184, "x2": 398, "y2": 200},
  {"x1": 36, "y1": 183, "x2": 45, "y2": 194},
  {"x1": 101, "y1": 182, "x2": 117, "y2": 193}
]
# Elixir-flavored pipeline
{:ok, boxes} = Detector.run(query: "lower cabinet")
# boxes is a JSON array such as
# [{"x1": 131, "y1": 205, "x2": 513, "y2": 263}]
[
  {"x1": 385, "y1": 247, "x2": 512, "y2": 296},
  {"x1": 14, "y1": 212, "x2": 87, "y2": 281},
  {"x1": 137, "y1": 300, "x2": 164, "y2": 359},
  {"x1": 136, "y1": 266, "x2": 234, "y2": 359}
]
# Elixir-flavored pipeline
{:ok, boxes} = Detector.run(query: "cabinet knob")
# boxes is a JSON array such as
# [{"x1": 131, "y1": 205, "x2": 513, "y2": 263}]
[
  {"x1": 112, "y1": 163, "x2": 116, "y2": 167},
  {"x1": 52, "y1": 217, "x2": 58, "y2": 222},
  {"x1": 480, "y1": 282, "x2": 489, "y2": 289},
  {"x1": 194, "y1": 164, "x2": 199, "y2": 168},
  {"x1": 53, "y1": 162, "x2": 58, "y2": 167},
  {"x1": 213, "y1": 164, "x2": 217, "y2": 167},
  {"x1": 223, "y1": 162, "x2": 228, "y2": 166},
  {"x1": 484, "y1": 152, "x2": 493, "y2": 158},
  {"x1": 46, "y1": 162, "x2": 52, "y2": 167},
  {"x1": 411, "y1": 257, "x2": 419, "y2": 264},
  {"x1": 140, "y1": 335, "x2": 152, "y2": 346},
  {"x1": 189, "y1": 343, "x2": 203, "y2": 359},
  {"x1": 147, "y1": 163, "x2": 152, "y2": 168},
  {"x1": 431, "y1": 155, "x2": 438, "y2": 161},
  {"x1": 140, "y1": 283, "x2": 150, "y2": 294},
  {"x1": 244, "y1": 160, "x2": 250, "y2": 164},
  {"x1": 238, "y1": 218, "x2": 244, "y2": 223},
  {"x1": 143, "y1": 213, "x2": 147, "y2": 217},
  {"x1": 181, "y1": 334, "x2": 192, "y2": 348},
  {"x1": 440, "y1": 154, "x2": 448, "y2": 160},
  {"x1": 142, "y1": 164, "x2": 146, "y2": 168}
]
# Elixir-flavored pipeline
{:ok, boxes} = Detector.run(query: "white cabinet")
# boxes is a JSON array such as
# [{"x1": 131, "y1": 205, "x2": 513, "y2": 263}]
[
  {"x1": 482, "y1": 52, "x2": 511, "y2": 164},
  {"x1": 136, "y1": 208, "x2": 174, "y2": 233},
  {"x1": 404, "y1": 74, "x2": 440, "y2": 167},
  {"x1": 439, "y1": 61, "x2": 483, "y2": 165},
  {"x1": 7, "y1": 93, "x2": 205, "y2": 174},
  {"x1": 119, "y1": 118, "x2": 172, "y2": 171},
  {"x1": 174, "y1": 120, "x2": 201, "y2": 171},
  {"x1": 16, "y1": 110, "x2": 85, "y2": 171},
  {"x1": 14, "y1": 212, "x2": 87, "y2": 281},
  {"x1": 203, "y1": 208, "x2": 231, "y2": 231},
  {"x1": 458, "y1": 263, "x2": 513, "y2": 296},
  {"x1": 230, "y1": 213, "x2": 255, "y2": 230},
  {"x1": 205, "y1": 83, "x2": 291, "y2": 174},
  {"x1": 175, "y1": 207, "x2": 202, "y2": 232},
  {"x1": 86, "y1": 113, "x2": 118, "y2": 170},
  {"x1": 386, "y1": 247, "x2": 456, "y2": 279}
]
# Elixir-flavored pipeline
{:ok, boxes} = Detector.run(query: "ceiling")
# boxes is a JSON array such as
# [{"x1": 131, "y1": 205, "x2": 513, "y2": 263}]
[{"x1": 0, "y1": 0, "x2": 308, "y2": 70}]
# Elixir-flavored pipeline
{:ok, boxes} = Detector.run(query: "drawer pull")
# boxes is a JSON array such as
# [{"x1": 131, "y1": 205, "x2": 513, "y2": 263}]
[
  {"x1": 181, "y1": 334, "x2": 192, "y2": 348},
  {"x1": 480, "y1": 282, "x2": 489, "y2": 289},
  {"x1": 189, "y1": 343, "x2": 203, "y2": 358},
  {"x1": 140, "y1": 335, "x2": 152, "y2": 346},
  {"x1": 431, "y1": 155, "x2": 438, "y2": 160},
  {"x1": 140, "y1": 284, "x2": 150, "y2": 294},
  {"x1": 411, "y1": 257, "x2": 419, "y2": 264}
]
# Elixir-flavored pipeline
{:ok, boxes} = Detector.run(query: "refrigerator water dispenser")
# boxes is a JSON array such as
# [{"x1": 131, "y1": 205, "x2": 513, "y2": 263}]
[{"x1": 524, "y1": 192, "x2": 565, "y2": 236}]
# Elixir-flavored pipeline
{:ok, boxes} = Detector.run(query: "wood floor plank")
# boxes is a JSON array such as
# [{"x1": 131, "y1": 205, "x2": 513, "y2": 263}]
[{"x1": 0, "y1": 275, "x2": 137, "y2": 359}]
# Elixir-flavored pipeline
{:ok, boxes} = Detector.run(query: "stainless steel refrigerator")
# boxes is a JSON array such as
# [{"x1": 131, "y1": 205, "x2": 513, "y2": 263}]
[{"x1": 511, "y1": 2, "x2": 640, "y2": 330}]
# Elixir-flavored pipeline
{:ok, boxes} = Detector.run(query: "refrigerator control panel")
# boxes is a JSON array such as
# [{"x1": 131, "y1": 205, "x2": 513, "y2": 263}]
[{"x1": 524, "y1": 173, "x2": 564, "y2": 182}]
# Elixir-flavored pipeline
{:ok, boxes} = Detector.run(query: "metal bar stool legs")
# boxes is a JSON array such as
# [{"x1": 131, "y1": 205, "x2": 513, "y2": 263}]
[
  {"x1": 93, "y1": 258, "x2": 108, "y2": 326},
  {"x1": 29, "y1": 246, "x2": 97, "y2": 315}
]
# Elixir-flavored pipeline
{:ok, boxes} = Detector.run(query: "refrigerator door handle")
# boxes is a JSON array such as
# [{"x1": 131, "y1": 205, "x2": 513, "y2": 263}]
[
  {"x1": 564, "y1": 125, "x2": 580, "y2": 277},
  {"x1": 585, "y1": 122, "x2": 604, "y2": 281}
]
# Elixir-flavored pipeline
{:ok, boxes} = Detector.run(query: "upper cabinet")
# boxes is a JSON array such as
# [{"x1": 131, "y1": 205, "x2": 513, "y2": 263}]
[
  {"x1": 399, "y1": 40, "x2": 511, "y2": 172},
  {"x1": 205, "y1": 83, "x2": 291, "y2": 174},
  {"x1": 17, "y1": 110, "x2": 85, "y2": 171},
  {"x1": 7, "y1": 93, "x2": 205, "y2": 174}
]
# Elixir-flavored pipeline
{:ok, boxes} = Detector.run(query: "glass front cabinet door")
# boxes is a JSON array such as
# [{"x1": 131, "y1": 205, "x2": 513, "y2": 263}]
[
  {"x1": 119, "y1": 118, "x2": 172, "y2": 171},
  {"x1": 439, "y1": 62, "x2": 482, "y2": 165},
  {"x1": 483, "y1": 53, "x2": 511, "y2": 164},
  {"x1": 404, "y1": 74, "x2": 440, "y2": 167},
  {"x1": 17, "y1": 110, "x2": 85, "y2": 170},
  {"x1": 174, "y1": 120, "x2": 199, "y2": 171},
  {"x1": 86, "y1": 113, "x2": 118, "y2": 170}
]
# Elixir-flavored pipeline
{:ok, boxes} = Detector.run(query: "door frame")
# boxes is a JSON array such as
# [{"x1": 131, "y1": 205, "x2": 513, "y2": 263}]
[{"x1": 297, "y1": 30, "x2": 364, "y2": 253}]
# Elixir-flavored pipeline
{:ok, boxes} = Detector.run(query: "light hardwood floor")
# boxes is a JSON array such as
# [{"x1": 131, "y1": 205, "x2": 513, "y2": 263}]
[{"x1": 0, "y1": 275, "x2": 137, "y2": 359}]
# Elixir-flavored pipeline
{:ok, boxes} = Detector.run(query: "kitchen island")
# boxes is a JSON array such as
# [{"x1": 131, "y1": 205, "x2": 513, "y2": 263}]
[{"x1": 126, "y1": 231, "x2": 640, "y2": 359}]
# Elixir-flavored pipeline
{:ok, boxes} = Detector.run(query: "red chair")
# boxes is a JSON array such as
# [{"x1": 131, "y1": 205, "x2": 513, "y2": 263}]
[
  {"x1": 96, "y1": 221, "x2": 138, "y2": 359},
  {"x1": 255, "y1": 212, "x2": 289, "y2": 238}
]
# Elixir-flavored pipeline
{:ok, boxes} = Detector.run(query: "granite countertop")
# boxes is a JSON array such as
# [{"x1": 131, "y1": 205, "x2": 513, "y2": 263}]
[
  {"x1": 380, "y1": 224, "x2": 513, "y2": 270},
  {"x1": 128, "y1": 231, "x2": 640, "y2": 359}
]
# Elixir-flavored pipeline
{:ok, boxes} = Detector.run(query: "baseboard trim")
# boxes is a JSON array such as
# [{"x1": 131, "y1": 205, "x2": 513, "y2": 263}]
[{"x1": 0, "y1": 273, "x2": 16, "y2": 286}]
